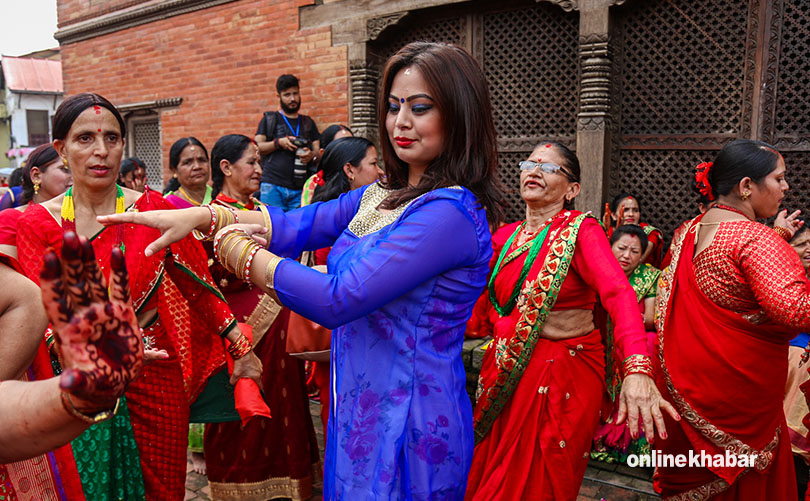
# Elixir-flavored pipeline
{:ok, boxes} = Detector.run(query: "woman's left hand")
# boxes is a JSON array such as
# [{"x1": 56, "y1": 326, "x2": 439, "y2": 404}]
[
  {"x1": 775, "y1": 209, "x2": 803, "y2": 238},
  {"x1": 231, "y1": 350, "x2": 263, "y2": 391},
  {"x1": 616, "y1": 373, "x2": 680, "y2": 443}
]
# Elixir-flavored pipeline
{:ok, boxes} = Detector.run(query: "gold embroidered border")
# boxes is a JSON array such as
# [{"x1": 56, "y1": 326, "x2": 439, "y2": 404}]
[
  {"x1": 208, "y1": 474, "x2": 313, "y2": 501},
  {"x1": 473, "y1": 213, "x2": 588, "y2": 443},
  {"x1": 656, "y1": 218, "x2": 779, "y2": 471},
  {"x1": 347, "y1": 183, "x2": 461, "y2": 238},
  {"x1": 664, "y1": 475, "x2": 731, "y2": 501},
  {"x1": 244, "y1": 293, "x2": 282, "y2": 346}
]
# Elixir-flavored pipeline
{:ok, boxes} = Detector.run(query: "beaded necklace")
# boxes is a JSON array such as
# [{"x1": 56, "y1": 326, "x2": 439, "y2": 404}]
[
  {"x1": 714, "y1": 203, "x2": 752, "y2": 221},
  {"x1": 487, "y1": 213, "x2": 569, "y2": 317}
]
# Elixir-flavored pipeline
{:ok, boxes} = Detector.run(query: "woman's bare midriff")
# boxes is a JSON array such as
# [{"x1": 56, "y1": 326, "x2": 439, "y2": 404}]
[{"x1": 539, "y1": 308, "x2": 594, "y2": 340}]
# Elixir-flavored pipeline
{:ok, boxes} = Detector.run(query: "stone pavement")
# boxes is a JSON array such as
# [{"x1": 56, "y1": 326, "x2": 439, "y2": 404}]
[{"x1": 184, "y1": 401, "x2": 659, "y2": 500}]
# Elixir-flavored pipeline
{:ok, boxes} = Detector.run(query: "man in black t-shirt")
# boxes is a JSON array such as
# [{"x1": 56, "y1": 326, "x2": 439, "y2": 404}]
[{"x1": 255, "y1": 74, "x2": 320, "y2": 211}]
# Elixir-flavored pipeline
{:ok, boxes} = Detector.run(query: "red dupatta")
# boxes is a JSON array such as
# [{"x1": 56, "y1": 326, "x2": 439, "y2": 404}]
[{"x1": 655, "y1": 213, "x2": 790, "y2": 484}]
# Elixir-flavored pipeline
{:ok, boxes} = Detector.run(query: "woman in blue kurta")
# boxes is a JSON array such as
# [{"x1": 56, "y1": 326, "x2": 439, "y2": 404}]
[{"x1": 101, "y1": 42, "x2": 506, "y2": 499}]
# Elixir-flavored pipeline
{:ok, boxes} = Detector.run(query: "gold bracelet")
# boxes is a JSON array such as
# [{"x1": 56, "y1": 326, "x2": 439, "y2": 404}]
[
  {"x1": 227, "y1": 334, "x2": 252, "y2": 359},
  {"x1": 220, "y1": 234, "x2": 242, "y2": 270},
  {"x1": 773, "y1": 226, "x2": 792, "y2": 242},
  {"x1": 213, "y1": 227, "x2": 243, "y2": 261},
  {"x1": 61, "y1": 393, "x2": 121, "y2": 424},
  {"x1": 232, "y1": 236, "x2": 250, "y2": 279},
  {"x1": 623, "y1": 354, "x2": 654, "y2": 378},
  {"x1": 264, "y1": 254, "x2": 283, "y2": 291},
  {"x1": 192, "y1": 205, "x2": 218, "y2": 240},
  {"x1": 259, "y1": 205, "x2": 272, "y2": 245}
]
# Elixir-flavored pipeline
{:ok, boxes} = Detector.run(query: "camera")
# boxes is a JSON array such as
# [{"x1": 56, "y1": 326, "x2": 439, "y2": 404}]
[{"x1": 290, "y1": 136, "x2": 312, "y2": 184}]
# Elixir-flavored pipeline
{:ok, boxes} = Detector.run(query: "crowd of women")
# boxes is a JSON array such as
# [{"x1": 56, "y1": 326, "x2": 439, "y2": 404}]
[{"x1": 0, "y1": 40, "x2": 809, "y2": 501}]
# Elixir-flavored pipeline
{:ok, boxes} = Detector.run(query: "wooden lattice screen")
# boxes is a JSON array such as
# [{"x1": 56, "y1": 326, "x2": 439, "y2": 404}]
[
  {"x1": 371, "y1": 1, "x2": 579, "y2": 223},
  {"x1": 768, "y1": 0, "x2": 810, "y2": 216},
  {"x1": 611, "y1": 0, "x2": 752, "y2": 241}
]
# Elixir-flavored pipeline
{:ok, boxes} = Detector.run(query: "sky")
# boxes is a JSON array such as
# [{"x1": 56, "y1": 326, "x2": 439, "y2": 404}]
[{"x1": 0, "y1": 0, "x2": 59, "y2": 57}]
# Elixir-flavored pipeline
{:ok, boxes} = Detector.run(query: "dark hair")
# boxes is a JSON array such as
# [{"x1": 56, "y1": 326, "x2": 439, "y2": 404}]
[
  {"x1": 210, "y1": 134, "x2": 254, "y2": 197},
  {"x1": 319, "y1": 125, "x2": 352, "y2": 151},
  {"x1": 704, "y1": 139, "x2": 781, "y2": 199},
  {"x1": 790, "y1": 215, "x2": 810, "y2": 243},
  {"x1": 276, "y1": 74, "x2": 299, "y2": 93},
  {"x1": 610, "y1": 192, "x2": 640, "y2": 215},
  {"x1": 165, "y1": 137, "x2": 208, "y2": 194},
  {"x1": 377, "y1": 41, "x2": 505, "y2": 226},
  {"x1": 22, "y1": 144, "x2": 60, "y2": 204},
  {"x1": 535, "y1": 141, "x2": 581, "y2": 210},
  {"x1": 8, "y1": 168, "x2": 23, "y2": 188},
  {"x1": 120, "y1": 157, "x2": 146, "y2": 178},
  {"x1": 312, "y1": 137, "x2": 374, "y2": 204},
  {"x1": 610, "y1": 224, "x2": 649, "y2": 251},
  {"x1": 52, "y1": 93, "x2": 126, "y2": 141}
]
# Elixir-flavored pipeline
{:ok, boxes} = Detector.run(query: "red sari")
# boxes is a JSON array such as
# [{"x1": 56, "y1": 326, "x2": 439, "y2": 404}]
[
  {"x1": 203, "y1": 194, "x2": 320, "y2": 501},
  {"x1": 466, "y1": 212, "x2": 648, "y2": 501},
  {"x1": 16, "y1": 188, "x2": 234, "y2": 500},
  {"x1": 654, "y1": 215, "x2": 810, "y2": 500}
]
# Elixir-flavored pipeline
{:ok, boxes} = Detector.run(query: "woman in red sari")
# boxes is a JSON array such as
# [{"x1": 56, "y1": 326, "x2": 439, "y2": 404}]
[
  {"x1": 466, "y1": 141, "x2": 676, "y2": 501},
  {"x1": 203, "y1": 134, "x2": 320, "y2": 500},
  {"x1": 605, "y1": 193, "x2": 664, "y2": 267},
  {"x1": 15, "y1": 93, "x2": 262, "y2": 501},
  {"x1": 655, "y1": 139, "x2": 810, "y2": 500}
]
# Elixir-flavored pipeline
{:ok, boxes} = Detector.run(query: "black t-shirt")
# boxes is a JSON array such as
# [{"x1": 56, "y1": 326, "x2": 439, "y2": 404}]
[{"x1": 256, "y1": 111, "x2": 320, "y2": 189}]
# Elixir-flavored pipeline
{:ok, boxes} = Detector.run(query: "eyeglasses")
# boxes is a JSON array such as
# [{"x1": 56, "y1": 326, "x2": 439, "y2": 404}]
[{"x1": 519, "y1": 160, "x2": 567, "y2": 175}]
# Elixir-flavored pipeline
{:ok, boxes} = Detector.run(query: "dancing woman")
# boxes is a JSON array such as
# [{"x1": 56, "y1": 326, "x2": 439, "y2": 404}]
[
  {"x1": 464, "y1": 141, "x2": 674, "y2": 501},
  {"x1": 655, "y1": 139, "x2": 809, "y2": 499},
  {"x1": 103, "y1": 41, "x2": 504, "y2": 499}
]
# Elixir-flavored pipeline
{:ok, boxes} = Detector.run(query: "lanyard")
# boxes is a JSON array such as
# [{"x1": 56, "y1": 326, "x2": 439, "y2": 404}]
[{"x1": 280, "y1": 114, "x2": 300, "y2": 137}]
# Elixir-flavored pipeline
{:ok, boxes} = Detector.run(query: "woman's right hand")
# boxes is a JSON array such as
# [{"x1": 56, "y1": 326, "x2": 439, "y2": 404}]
[
  {"x1": 98, "y1": 207, "x2": 211, "y2": 257},
  {"x1": 232, "y1": 351, "x2": 263, "y2": 391},
  {"x1": 41, "y1": 233, "x2": 144, "y2": 412}
]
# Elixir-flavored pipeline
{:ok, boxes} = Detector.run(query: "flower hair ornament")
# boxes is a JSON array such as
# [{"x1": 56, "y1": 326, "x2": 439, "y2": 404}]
[
  {"x1": 314, "y1": 170, "x2": 325, "y2": 187},
  {"x1": 695, "y1": 162, "x2": 715, "y2": 201}
]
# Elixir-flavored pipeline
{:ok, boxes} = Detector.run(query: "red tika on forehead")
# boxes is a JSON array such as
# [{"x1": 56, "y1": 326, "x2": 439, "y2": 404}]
[{"x1": 94, "y1": 105, "x2": 101, "y2": 114}]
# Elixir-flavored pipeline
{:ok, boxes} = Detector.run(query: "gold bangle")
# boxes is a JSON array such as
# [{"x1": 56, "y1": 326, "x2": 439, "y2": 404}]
[
  {"x1": 232, "y1": 240, "x2": 252, "y2": 277},
  {"x1": 773, "y1": 226, "x2": 792, "y2": 242},
  {"x1": 234, "y1": 239, "x2": 261, "y2": 279},
  {"x1": 259, "y1": 205, "x2": 272, "y2": 246},
  {"x1": 623, "y1": 354, "x2": 654, "y2": 378},
  {"x1": 227, "y1": 334, "x2": 252, "y2": 359},
  {"x1": 264, "y1": 254, "x2": 283, "y2": 291},
  {"x1": 61, "y1": 393, "x2": 120, "y2": 424},
  {"x1": 219, "y1": 233, "x2": 245, "y2": 271}
]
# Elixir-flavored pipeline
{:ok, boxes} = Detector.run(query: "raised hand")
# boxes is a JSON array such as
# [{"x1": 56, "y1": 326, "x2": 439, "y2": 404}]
[
  {"x1": 40, "y1": 232, "x2": 143, "y2": 412},
  {"x1": 602, "y1": 202, "x2": 612, "y2": 229},
  {"x1": 97, "y1": 206, "x2": 211, "y2": 257},
  {"x1": 775, "y1": 208, "x2": 803, "y2": 238}
]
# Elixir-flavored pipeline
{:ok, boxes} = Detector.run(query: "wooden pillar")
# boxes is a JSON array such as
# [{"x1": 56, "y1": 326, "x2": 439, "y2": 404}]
[{"x1": 575, "y1": 0, "x2": 619, "y2": 214}]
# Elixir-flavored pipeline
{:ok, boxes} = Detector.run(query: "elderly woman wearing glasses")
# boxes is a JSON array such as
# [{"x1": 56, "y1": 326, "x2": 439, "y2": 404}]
[{"x1": 465, "y1": 141, "x2": 676, "y2": 501}]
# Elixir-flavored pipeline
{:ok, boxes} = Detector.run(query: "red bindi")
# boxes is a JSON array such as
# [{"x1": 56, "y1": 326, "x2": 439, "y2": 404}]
[
  {"x1": 98, "y1": 129, "x2": 102, "y2": 132},
  {"x1": 94, "y1": 105, "x2": 101, "y2": 114},
  {"x1": 544, "y1": 143, "x2": 552, "y2": 148}
]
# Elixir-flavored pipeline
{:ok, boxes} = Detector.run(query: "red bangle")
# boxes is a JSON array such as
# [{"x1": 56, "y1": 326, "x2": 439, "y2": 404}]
[
  {"x1": 773, "y1": 226, "x2": 792, "y2": 241},
  {"x1": 623, "y1": 354, "x2": 654, "y2": 378}
]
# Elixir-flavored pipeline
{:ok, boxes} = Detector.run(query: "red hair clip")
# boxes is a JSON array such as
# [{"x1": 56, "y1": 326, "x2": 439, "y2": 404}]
[
  {"x1": 314, "y1": 170, "x2": 325, "y2": 187},
  {"x1": 695, "y1": 162, "x2": 715, "y2": 200}
]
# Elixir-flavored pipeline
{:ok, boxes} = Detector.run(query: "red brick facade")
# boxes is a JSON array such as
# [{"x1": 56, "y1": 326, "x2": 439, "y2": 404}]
[{"x1": 58, "y1": 0, "x2": 349, "y2": 182}]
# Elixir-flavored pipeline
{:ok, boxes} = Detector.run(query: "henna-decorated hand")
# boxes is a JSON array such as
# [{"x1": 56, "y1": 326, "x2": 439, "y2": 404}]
[
  {"x1": 41, "y1": 233, "x2": 144, "y2": 412},
  {"x1": 602, "y1": 202, "x2": 612, "y2": 229}
]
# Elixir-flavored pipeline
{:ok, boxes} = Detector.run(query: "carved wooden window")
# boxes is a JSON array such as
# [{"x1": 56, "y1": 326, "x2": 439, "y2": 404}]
[
  {"x1": 369, "y1": 1, "x2": 578, "y2": 222},
  {"x1": 611, "y1": 0, "x2": 753, "y2": 240},
  {"x1": 766, "y1": 0, "x2": 810, "y2": 216},
  {"x1": 128, "y1": 116, "x2": 163, "y2": 191}
]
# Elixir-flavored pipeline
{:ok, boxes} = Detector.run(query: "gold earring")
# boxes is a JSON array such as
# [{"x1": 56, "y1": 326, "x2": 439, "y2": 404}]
[
  {"x1": 33, "y1": 180, "x2": 40, "y2": 195},
  {"x1": 62, "y1": 157, "x2": 68, "y2": 168},
  {"x1": 741, "y1": 190, "x2": 751, "y2": 201}
]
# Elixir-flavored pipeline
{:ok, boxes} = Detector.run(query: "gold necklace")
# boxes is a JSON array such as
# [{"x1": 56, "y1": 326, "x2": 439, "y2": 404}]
[{"x1": 178, "y1": 186, "x2": 202, "y2": 206}]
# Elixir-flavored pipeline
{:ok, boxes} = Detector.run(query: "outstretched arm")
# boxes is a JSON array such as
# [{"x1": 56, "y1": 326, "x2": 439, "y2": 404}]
[
  {"x1": 0, "y1": 233, "x2": 143, "y2": 463},
  {"x1": 0, "y1": 263, "x2": 48, "y2": 379}
]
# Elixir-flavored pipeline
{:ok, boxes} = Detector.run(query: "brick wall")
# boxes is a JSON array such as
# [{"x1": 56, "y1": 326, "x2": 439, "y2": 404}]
[
  {"x1": 58, "y1": 0, "x2": 349, "y2": 182},
  {"x1": 58, "y1": 0, "x2": 153, "y2": 29}
]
